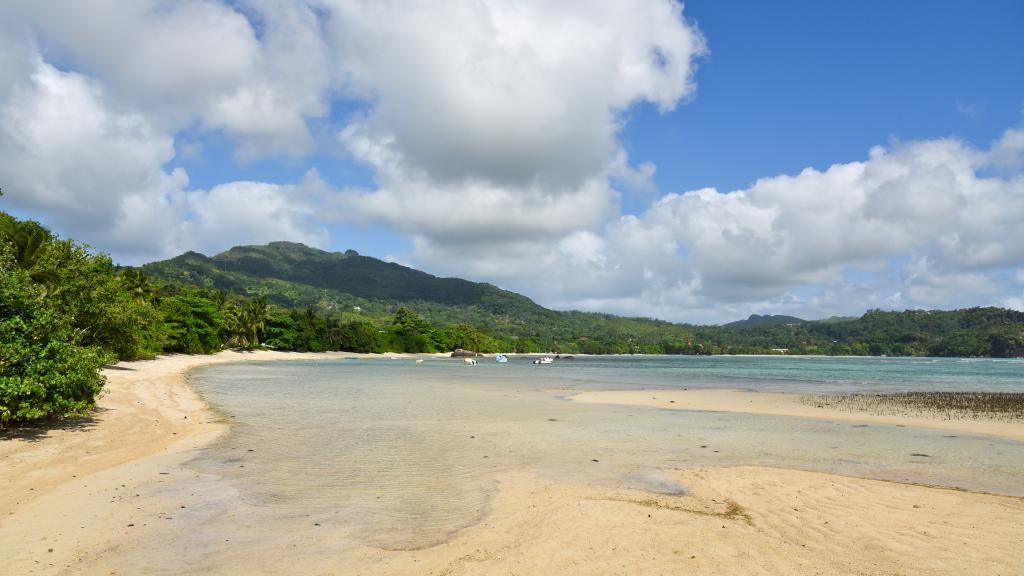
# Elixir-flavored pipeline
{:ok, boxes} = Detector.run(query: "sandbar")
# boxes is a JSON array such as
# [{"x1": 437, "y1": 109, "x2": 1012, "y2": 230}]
[{"x1": 570, "y1": 388, "x2": 1024, "y2": 442}]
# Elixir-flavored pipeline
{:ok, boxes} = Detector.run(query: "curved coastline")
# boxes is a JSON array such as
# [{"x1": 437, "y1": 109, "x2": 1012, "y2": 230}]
[{"x1": 2, "y1": 352, "x2": 1023, "y2": 575}]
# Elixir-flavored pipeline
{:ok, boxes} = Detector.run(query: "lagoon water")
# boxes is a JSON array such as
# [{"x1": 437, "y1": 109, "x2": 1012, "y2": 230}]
[{"x1": 182, "y1": 355, "x2": 1024, "y2": 551}]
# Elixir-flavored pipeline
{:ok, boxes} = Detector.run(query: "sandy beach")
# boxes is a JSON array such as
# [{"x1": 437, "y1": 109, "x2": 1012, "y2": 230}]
[
  {"x1": 570, "y1": 388, "x2": 1024, "y2": 442},
  {"x1": 2, "y1": 352, "x2": 1023, "y2": 575}
]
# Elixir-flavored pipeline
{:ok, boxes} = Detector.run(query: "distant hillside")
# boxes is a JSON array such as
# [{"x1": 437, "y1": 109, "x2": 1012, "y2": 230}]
[
  {"x1": 814, "y1": 315, "x2": 859, "y2": 324},
  {"x1": 144, "y1": 242, "x2": 558, "y2": 319},
  {"x1": 142, "y1": 242, "x2": 660, "y2": 350},
  {"x1": 143, "y1": 242, "x2": 1024, "y2": 357},
  {"x1": 723, "y1": 314, "x2": 805, "y2": 328}
]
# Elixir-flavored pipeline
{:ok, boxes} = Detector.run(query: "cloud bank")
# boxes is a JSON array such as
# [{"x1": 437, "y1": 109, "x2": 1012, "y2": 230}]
[{"x1": 0, "y1": 1, "x2": 1021, "y2": 323}]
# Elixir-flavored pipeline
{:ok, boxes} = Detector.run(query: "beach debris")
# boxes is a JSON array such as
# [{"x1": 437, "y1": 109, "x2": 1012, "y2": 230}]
[{"x1": 800, "y1": 391, "x2": 1024, "y2": 421}]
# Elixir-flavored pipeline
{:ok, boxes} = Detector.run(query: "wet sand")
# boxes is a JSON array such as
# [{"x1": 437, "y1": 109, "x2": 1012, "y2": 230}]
[
  {"x1": 571, "y1": 388, "x2": 1024, "y2": 442},
  {"x1": 2, "y1": 352, "x2": 1023, "y2": 575}
]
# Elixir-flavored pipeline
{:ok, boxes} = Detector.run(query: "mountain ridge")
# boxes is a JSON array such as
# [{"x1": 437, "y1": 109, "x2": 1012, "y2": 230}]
[
  {"x1": 723, "y1": 314, "x2": 806, "y2": 328},
  {"x1": 141, "y1": 241, "x2": 1024, "y2": 357}
]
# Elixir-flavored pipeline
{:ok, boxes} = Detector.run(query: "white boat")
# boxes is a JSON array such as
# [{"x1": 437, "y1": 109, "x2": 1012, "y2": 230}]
[
  {"x1": 495, "y1": 354, "x2": 508, "y2": 363},
  {"x1": 532, "y1": 357, "x2": 554, "y2": 365},
  {"x1": 463, "y1": 357, "x2": 478, "y2": 366}
]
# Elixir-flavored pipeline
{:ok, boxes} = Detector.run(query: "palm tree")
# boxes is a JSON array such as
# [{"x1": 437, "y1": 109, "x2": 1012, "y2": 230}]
[
  {"x1": 220, "y1": 301, "x2": 246, "y2": 347},
  {"x1": 325, "y1": 316, "x2": 343, "y2": 350},
  {"x1": 0, "y1": 219, "x2": 52, "y2": 272},
  {"x1": 211, "y1": 289, "x2": 230, "y2": 311},
  {"x1": 119, "y1": 268, "x2": 154, "y2": 303},
  {"x1": 238, "y1": 296, "x2": 268, "y2": 348}
]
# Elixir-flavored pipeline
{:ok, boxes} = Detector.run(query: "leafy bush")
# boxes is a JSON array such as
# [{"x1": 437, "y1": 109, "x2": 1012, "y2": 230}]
[
  {"x1": 33, "y1": 238, "x2": 164, "y2": 361},
  {"x1": 159, "y1": 294, "x2": 224, "y2": 354},
  {"x1": 0, "y1": 248, "x2": 109, "y2": 425}
]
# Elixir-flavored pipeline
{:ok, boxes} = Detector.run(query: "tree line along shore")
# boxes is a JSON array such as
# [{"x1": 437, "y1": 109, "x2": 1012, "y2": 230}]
[{"x1": 2, "y1": 207, "x2": 1023, "y2": 426}]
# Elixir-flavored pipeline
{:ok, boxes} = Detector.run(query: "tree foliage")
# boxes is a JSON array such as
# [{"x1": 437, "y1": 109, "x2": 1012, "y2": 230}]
[
  {"x1": 0, "y1": 245, "x2": 109, "y2": 425},
  {"x1": 159, "y1": 294, "x2": 223, "y2": 354}
]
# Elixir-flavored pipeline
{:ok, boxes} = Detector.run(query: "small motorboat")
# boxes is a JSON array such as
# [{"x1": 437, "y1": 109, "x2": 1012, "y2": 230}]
[
  {"x1": 532, "y1": 357, "x2": 554, "y2": 365},
  {"x1": 495, "y1": 354, "x2": 508, "y2": 363},
  {"x1": 463, "y1": 357, "x2": 478, "y2": 366}
]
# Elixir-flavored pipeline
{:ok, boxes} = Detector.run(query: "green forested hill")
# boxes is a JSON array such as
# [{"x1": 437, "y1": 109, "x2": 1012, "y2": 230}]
[
  {"x1": 145, "y1": 242, "x2": 552, "y2": 312},
  {"x1": 142, "y1": 242, "x2": 700, "y2": 352},
  {"x1": 699, "y1": 308, "x2": 1024, "y2": 357},
  {"x1": 723, "y1": 314, "x2": 806, "y2": 328},
  {"x1": 142, "y1": 241, "x2": 1024, "y2": 357},
  {"x1": 142, "y1": 242, "x2": 567, "y2": 343}
]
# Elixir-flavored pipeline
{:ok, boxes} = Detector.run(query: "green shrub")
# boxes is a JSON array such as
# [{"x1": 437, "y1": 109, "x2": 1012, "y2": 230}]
[
  {"x1": 0, "y1": 249, "x2": 109, "y2": 425},
  {"x1": 159, "y1": 294, "x2": 224, "y2": 354}
]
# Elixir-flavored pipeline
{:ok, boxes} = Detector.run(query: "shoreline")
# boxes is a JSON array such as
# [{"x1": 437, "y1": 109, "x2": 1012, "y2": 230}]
[
  {"x1": 3, "y1": 351, "x2": 1024, "y2": 574},
  {"x1": 569, "y1": 388, "x2": 1024, "y2": 442}
]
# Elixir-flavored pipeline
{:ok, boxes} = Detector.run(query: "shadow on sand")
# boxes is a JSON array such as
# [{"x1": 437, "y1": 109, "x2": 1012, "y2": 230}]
[{"x1": 0, "y1": 407, "x2": 108, "y2": 443}]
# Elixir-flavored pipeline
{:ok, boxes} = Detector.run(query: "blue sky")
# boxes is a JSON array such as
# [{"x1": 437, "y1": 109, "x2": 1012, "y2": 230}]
[
  {"x1": 633, "y1": 0, "x2": 1024, "y2": 193},
  {"x1": 1, "y1": 1, "x2": 1022, "y2": 322}
]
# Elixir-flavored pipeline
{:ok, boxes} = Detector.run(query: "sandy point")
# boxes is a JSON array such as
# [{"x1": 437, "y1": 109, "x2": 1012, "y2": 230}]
[{"x1": 570, "y1": 388, "x2": 1024, "y2": 442}]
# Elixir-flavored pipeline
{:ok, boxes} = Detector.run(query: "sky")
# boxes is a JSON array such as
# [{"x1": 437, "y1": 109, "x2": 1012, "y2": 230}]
[{"x1": 1, "y1": 0, "x2": 1022, "y2": 324}]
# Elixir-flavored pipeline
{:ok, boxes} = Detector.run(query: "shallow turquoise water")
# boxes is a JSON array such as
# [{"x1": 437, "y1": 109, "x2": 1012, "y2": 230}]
[
  {"x1": 186, "y1": 356, "x2": 1024, "y2": 549},
  {"x1": 424, "y1": 354, "x2": 1024, "y2": 393}
]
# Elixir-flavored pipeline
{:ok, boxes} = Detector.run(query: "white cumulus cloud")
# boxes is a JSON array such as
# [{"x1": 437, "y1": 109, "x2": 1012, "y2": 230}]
[{"x1": 0, "y1": 29, "x2": 327, "y2": 263}]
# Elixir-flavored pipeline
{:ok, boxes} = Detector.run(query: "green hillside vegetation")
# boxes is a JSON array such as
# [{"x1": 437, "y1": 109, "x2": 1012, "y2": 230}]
[
  {"x1": 3, "y1": 207, "x2": 1023, "y2": 426},
  {"x1": 145, "y1": 241, "x2": 1024, "y2": 358},
  {"x1": 723, "y1": 314, "x2": 806, "y2": 328}
]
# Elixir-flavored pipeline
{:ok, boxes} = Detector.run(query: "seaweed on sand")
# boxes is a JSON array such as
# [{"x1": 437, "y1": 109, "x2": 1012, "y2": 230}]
[{"x1": 800, "y1": 392, "x2": 1024, "y2": 422}]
